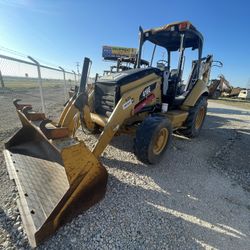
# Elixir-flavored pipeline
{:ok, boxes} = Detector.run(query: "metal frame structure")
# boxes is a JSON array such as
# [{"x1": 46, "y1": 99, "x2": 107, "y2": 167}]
[{"x1": 136, "y1": 21, "x2": 203, "y2": 77}]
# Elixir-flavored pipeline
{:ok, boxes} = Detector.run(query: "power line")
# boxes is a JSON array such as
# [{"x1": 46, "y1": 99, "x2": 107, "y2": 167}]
[
  {"x1": 0, "y1": 46, "x2": 27, "y2": 58},
  {"x1": 0, "y1": 45, "x2": 73, "y2": 72}
]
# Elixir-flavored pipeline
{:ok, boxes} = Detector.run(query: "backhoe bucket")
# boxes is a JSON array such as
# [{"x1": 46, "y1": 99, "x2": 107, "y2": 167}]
[{"x1": 4, "y1": 107, "x2": 108, "y2": 247}]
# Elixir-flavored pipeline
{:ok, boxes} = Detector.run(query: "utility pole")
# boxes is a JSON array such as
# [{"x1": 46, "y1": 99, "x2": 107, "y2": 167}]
[
  {"x1": 76, "y1": 62, "x2": 80, "y2": 82},
  {"x1": 247, "y1": 78, "x2": 250, "y2": 89}
]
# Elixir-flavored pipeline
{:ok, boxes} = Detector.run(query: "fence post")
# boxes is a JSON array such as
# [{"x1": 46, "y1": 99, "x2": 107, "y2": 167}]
[
  {"x1": 72, "y1": 70, "x2": 77, "y2": 85},
  {"x1": 27, "y1": 56, "x2": 45, "y2": 113},
  {"x1": 59, "y1": 67, "x2": 67, "y2": 102},
  {"x1": 0, "y1": 70, "x2": 4, "y2": 88}
]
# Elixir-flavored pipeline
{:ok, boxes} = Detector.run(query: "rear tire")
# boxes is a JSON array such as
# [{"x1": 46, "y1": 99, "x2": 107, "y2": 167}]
[
  {"x1": 181, "y1": 96, "x2": 207, "y2": 138},
  {"x1": 134, "y1": 116, "x2": 172, "y2": 164}
]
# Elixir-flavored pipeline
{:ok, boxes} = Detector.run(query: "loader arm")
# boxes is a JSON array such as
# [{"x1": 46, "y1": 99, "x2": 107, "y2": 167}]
[
  {"x1": 92, "y1": 77, "x2": 162, "y2": 157},
  {"x1": 56, "y1": 57, "x2": 96, "y2": 135},
  {"x1": 57, "y1": 92, "x2": 95, "y2": 136}
]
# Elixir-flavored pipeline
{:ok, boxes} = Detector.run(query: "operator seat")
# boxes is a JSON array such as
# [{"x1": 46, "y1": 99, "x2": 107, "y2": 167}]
[
  {"x1": 163, "y1": 69, "x2": 179, "y2": 105},
  {"x1": 173, "y1": 61, "x2": 200, "y2": 106},
  {"x1": 162, "y1": 70, "x2": 170, "y2": 96}
]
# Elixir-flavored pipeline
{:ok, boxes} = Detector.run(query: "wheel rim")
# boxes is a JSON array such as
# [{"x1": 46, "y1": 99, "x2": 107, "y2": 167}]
[
  {"x1": 195, "y1": 106, "x2": 205, "y2": 129},
  {"x1": 153, "y1": 128, "x2": 169, "y2": 155}
]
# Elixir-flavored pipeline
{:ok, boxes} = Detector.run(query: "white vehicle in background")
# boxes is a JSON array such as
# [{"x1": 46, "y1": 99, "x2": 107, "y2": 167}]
[{"x1": 238, "y1": 89, "x2": 250, "y2": 99}]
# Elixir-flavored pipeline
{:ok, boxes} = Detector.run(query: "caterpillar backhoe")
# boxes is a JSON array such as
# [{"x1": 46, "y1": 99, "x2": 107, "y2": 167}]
[{"x1": 4, "y1": 21, "x2": 214, "y2": 247}]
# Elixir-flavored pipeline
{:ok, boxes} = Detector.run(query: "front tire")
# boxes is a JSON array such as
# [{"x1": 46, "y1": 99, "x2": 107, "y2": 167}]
[
  {"x1": 134, "y1": 116, "x2": 172, "y2": 164},
  {"x1": 181, "y1": 96, "x2": 207, "y2": 138}
]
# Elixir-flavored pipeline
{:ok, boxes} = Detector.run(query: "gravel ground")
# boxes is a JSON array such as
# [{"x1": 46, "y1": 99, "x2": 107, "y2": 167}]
[{"x1": 0, "y1": 88, "x2": 250, "y2": 250}]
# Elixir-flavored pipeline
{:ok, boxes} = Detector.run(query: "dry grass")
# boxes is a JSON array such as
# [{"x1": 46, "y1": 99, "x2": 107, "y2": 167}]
[
  {"x1": 210, "y1": 97, "x2": 250, "y2": 110},
  {"x1": 2, "y1": 77, "x2": 71, "y2": 90}
]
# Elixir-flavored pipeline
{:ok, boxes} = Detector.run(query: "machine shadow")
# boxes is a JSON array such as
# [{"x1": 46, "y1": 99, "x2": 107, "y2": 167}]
[
  {"x1": 109, "y1": 134, "x2": 135, "y2": 153},
  {"x1": 102, "y1": 156, "x2": 249, "y2": 249},
  {"x1": 101, "y1": 111, "x2": 250, "y2": 249}
]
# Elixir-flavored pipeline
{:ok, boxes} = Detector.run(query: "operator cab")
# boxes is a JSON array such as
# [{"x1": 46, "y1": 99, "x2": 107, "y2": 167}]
[
  {"x1": 137, "y1": 21, "x2": 204, "y2": 108},
  {"x1": 94, "y1": 21, "x2": 206, "y2": 117}
]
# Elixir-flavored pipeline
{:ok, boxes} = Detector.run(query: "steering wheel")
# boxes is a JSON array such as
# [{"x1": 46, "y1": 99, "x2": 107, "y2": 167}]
[{"x1": 156, "y1": 60, "x2": 168, "y2": 66}]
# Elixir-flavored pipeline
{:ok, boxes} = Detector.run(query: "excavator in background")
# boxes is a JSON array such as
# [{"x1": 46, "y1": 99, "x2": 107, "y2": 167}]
[
  {"x1": 4, "y1": 21, "x2": 216, "y2": 247},
  {"x1": 208, "y1": 74, "x2": 242, "y2": 99}
]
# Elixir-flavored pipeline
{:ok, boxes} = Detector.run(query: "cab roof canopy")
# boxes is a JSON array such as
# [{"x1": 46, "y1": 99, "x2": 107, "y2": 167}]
[{"x1": 142, "y1": 21, "x2": 203, "y2": 51}]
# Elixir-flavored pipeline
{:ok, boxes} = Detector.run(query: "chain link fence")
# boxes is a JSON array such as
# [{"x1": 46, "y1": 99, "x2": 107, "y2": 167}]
[{"x1": 0, "y1": 54, "x2": 80, "y2": 118}]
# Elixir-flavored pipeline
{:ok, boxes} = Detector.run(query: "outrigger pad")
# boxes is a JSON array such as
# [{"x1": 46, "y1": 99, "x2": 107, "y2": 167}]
[{"x1": 4, "y1": 108, "x2": 108, "y2": 247}]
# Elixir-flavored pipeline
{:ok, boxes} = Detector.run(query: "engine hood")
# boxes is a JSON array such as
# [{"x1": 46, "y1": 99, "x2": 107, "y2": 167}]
[{"x1": 98, "y1": 67, "x2": 161, "y2": 86}]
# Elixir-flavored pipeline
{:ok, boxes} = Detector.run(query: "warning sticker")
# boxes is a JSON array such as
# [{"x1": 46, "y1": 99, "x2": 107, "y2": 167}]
[{"x1": 122, "y1": 98, "x2": 133, "y2": 110}]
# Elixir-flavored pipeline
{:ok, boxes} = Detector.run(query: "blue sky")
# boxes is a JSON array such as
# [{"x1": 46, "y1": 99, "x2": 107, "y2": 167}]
[{"x1": 0, "y1": 0, "x2": 250, "y2": 87}]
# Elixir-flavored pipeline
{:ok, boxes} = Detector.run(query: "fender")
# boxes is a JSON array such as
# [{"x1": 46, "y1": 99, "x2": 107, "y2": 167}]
[{"x1": 181, "y1": 79, "x2": 208, "y2": 109}]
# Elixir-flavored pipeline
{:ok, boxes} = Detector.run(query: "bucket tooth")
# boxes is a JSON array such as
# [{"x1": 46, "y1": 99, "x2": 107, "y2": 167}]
[
  {"x1": 39, "y1": 119, "x2": 69, "y2": 139},
  {"x1": 13, "y1": 98, "x2": 32, "y2": 110},
  {"x1": 4, "y1": 109, "x2": 108, "y2": 247},
  {"x1": 22, "y1": 106, "x2": 46, "y2": 121}
]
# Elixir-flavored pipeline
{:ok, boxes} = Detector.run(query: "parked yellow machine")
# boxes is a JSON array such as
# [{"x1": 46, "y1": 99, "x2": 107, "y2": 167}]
[{"x1": 4, "y1": 21, "x2": 214, "y2": 247}]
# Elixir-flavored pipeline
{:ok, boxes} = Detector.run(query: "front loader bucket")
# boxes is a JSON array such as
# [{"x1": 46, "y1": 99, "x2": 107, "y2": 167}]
[{"x1": 4, "y1": 106, "x2": 108, "y2": 247}]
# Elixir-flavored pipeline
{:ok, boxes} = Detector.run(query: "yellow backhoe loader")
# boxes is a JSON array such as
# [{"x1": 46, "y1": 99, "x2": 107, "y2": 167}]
[{"x1": 4, "y1": 21, "x2": 214, "y2": 247}]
